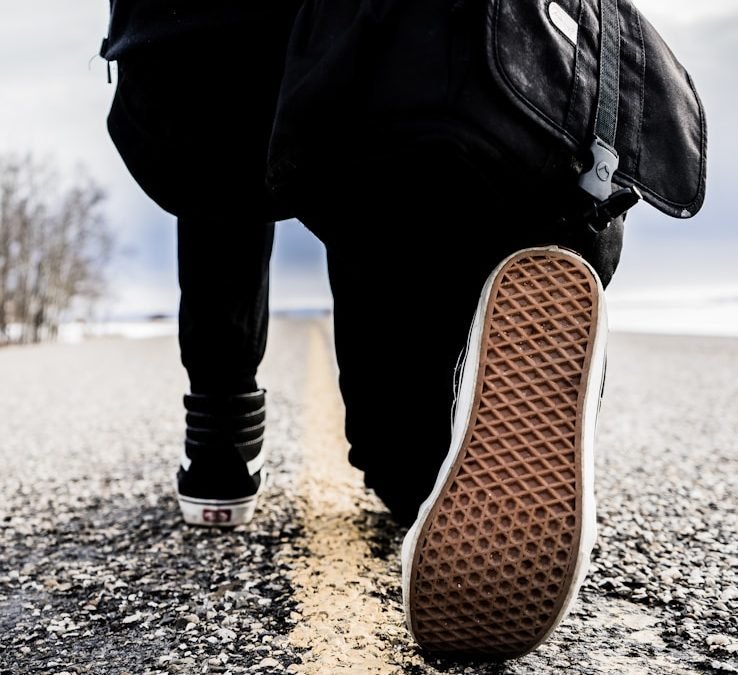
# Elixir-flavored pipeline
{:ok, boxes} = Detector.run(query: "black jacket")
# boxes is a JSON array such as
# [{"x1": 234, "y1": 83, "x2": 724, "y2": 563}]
[{"x1": 100, "y1": 0, "x2": 285, "y2": 61}]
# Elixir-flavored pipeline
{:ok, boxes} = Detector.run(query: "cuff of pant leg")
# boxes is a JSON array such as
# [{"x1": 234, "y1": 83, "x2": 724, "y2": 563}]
[{"x1": 188, "y1": 377, "x2": 259, "y2": 396}]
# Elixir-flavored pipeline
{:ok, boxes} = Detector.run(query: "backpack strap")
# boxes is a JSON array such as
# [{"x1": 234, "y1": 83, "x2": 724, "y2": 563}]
[
  {"x1": 574, "y1": 0, "x2": 641, "y2": 230},
  {"x1": 594, "y1": 0, "x2": 621, "y2": 149}
]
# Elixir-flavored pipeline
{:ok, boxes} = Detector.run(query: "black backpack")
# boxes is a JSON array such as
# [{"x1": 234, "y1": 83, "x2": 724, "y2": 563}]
[{"x1": 266, "y1": 0, "x2": 707, "y2": 231}]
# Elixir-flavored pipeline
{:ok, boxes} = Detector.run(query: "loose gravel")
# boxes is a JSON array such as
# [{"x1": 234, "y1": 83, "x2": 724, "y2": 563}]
[{"x1": 0, "y1": 321, "x2": 736, "y2": 674}]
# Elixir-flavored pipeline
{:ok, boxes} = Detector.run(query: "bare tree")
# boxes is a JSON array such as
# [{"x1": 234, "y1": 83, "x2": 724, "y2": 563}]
[{"x1": 0, "y1": 154, "x2": 113, "y2": 345}]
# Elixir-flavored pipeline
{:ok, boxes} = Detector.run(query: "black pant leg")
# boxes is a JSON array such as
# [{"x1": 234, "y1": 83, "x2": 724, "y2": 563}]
[
  {"x1": 105, "y1": 9, "x2": 300, "y2": 394},
  {"x1": 304, "y1": 147, "x2": 624, "y2": 524},
  {"x1": 177, "y1": 217, "x2": 274, "y2": 394},
  {"x1": 324, "y1": 228, "x2": 479, "y2": 524}
]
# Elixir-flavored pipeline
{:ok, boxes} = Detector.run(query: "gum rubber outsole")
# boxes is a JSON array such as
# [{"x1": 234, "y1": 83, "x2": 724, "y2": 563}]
[{"x1": 402, "y1": 247, "x2": 607, "y2": 658}]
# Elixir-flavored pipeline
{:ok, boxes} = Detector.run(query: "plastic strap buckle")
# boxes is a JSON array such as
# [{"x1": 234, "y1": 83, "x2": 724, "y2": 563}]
[{"x1": 579, "y1": 137, "x2": 619, "y2": 201}]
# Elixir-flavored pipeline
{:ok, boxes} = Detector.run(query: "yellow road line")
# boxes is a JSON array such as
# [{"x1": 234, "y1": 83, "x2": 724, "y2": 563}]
[{"x1": 286, "y1": 321, "x2": 405, "y2": 674}]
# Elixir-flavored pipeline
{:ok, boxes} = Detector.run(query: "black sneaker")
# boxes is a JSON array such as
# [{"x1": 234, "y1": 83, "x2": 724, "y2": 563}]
[
  {"x1": 176, "y1": 390, "x2": 267, "y2": 526},
  {"x1": 402, "y1": 247, "x2": 607, "y2": 658}
]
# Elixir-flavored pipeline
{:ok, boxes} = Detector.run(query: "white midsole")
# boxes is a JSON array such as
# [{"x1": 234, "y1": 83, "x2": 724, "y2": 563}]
[
  {"x1": 177, "y1": 471, "x2": 268, "y2": 527},
  {"x1": 177, "y1": 495, "x2": 258, "y2": 507},
  {"x1": 400, "y1": 245, "x2": 607, "y2": 649},
  {"x1": 177, "y1": 494, "x2": 260, "y2": 526}
]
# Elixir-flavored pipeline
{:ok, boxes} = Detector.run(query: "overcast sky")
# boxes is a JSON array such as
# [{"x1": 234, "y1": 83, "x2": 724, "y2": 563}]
[{"x1": 0, "y1": 0, "x2": 735, "y2": 317}]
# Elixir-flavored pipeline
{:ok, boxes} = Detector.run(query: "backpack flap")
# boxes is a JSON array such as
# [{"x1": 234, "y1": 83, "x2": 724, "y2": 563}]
[{"x1": 484, "y1": 0, "x2": 707, "y2": 219}]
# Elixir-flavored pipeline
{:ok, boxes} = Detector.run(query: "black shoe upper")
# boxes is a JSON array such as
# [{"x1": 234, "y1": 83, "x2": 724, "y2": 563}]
[{"x1": 177, "y1": 390, "x2": 266, "y2": 501}]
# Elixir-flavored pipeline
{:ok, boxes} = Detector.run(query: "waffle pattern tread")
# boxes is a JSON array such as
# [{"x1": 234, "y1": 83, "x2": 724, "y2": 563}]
[{"x1": 409, "y1": 250, "x2": 599, "y2": 657}]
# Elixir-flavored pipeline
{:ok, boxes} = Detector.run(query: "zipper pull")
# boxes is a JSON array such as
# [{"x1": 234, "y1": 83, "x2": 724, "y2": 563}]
[{"x1": 100, "y1": 37, "x2": 112, "y2": 83}]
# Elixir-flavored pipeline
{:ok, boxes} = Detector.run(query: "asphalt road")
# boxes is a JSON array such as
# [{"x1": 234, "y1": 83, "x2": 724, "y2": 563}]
[{"x1": 0, "y1": 318, "x2": 736, "y2": 674}]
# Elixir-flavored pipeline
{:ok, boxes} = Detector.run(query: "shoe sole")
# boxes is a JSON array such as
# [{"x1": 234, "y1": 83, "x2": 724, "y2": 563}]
[
  {"x1": 177, "y1": 472, "x2": 267, "y2": 527},
  {"x1": 401, "y1": 246, "x2": 607, "y2": 658}
]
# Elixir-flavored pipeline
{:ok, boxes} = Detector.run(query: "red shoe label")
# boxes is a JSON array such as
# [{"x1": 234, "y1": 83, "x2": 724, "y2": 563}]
[{"x1": 202, "y1": 508, "x2": 232, "y2": 524}]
